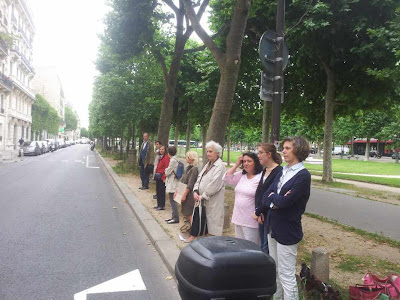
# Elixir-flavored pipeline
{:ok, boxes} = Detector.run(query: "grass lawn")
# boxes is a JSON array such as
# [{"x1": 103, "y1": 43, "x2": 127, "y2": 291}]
[
  {"x1": 304, "y1": 160, "x2": 400, "y2": 175},
  {"x1": 190, "y1": 148, "x2": 242, "y2": 164}
]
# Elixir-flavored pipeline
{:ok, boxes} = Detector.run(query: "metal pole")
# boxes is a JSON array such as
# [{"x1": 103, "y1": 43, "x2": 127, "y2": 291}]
[{"x1": 270, "y1": 0, "x2": 285, "y2": 146}]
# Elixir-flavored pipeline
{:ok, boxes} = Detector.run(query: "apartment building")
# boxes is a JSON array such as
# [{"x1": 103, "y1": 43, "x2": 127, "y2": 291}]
[
  {"x1": 0, "y1": 0, "x2": 35, "y2": 153},
  {"x1": 30, "y1": 65, "x2": 66, "y2": 139}
]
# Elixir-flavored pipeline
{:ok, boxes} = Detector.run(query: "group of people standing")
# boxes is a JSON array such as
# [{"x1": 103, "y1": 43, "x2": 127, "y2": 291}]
[{"x1": 138, "y1": 133, "x2": 311, "y2": 300}]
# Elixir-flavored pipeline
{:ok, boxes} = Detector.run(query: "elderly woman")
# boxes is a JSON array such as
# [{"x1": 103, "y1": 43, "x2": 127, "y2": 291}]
[
  {"x1": 223, "y1": 152, "x2": 263, "y2": 244},
  {"x1": 165, "y1": 146, "x2": 180, "y2": 224},
  {"x1": 178, "y1": 151, "x2": 199, "y2": 240},
  {"x1": 191, "y1": 141, "x2": 225, "y2": 241},
  {"x1": 255, "y1": 136, "x2": 311, "y2": 300},
  {"x1": 254, "y1": 143, "x2": 283, "y2": 254}
]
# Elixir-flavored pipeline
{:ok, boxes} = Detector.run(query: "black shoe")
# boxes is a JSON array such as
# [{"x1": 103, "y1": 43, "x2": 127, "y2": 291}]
[
  {"x1": 153, "y1": 206, "x2": 160, "y2": 210},
  {"x1": 165, "y1": 218, "x2": 173, "y2": 222},
  {"x1": 139, "y1": 186, "x2": 145, "y2": 190},
  {"x1": 157, "y1": 207, "x2": 165, "y2": 211},
  {"x1": 153, "y1": 195, "x2": 157, "y2": 199},
  {"x1": 142, "y1": 187, "x2": 149, "y2": 190}
]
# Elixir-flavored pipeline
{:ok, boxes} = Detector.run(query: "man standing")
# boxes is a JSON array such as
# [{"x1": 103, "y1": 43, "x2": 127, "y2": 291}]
[
  {"x1": 19, "y1": 138, "x2": 24, "y2": 146},
  {"x1": 138, "y1": 133, "x2": 154, "y2": 190},
  {"x1": 152, "y1": 140, "x2": 161, "y2": 198}
]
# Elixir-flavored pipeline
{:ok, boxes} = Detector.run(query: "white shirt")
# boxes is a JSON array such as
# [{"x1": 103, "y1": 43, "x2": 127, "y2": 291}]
[{"x1": 276, "y1": 162, "x2": 305, "y2": 194}]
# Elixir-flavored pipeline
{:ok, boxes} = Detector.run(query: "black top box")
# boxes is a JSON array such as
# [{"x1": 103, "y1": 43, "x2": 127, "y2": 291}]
[{"x1": 175, "y1": 236, "x2": 276, "y2": 300}]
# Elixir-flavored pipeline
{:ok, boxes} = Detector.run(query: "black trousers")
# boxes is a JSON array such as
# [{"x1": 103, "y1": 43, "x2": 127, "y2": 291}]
[{"x1": 156, "y1": 178, "x2": 166, "y2": 208}]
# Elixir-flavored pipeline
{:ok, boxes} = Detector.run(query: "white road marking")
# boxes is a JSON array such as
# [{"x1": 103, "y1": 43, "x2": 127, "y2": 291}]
[
  {"x1": 74, "y1": 269, "x2": 146, "y2": 300},
  {"x1": 61, "y1": 160, "x2": 68, "y2": 162},
  {"x1": 75, "y1": 160, "x2": 83, "y2": 163},
  {"x1": 86, "y1": 155, "x2": 99, "y2": 169}
]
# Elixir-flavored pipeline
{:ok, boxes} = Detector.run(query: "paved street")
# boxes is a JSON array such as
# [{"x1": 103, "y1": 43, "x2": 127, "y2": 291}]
[
  {"x1": 307, "y1": 188, "x2": 400, "y2": 242},
  {"x1": 0, "y1": 145, "x2": 179, "y2": 300}
]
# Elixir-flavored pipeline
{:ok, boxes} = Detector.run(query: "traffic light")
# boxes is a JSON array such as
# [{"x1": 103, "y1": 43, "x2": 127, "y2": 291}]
[{"x1": 260, "y1": 71, "x2": 273, "y2": 102}]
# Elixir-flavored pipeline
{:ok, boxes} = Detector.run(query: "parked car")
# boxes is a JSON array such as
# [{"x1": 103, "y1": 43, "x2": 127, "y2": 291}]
[
  {"x1": 37, "y1": 141, "x2": 47, "y2": 154},
  {"x1": 58, "y1": 139, "x2": 66, "y2": 148},
  {"x1": 46, "y1": 139, "x2": 59, "y2": 151},
  {"x1": 21, "y1": 141, "x2": 41, "y2": 156}
]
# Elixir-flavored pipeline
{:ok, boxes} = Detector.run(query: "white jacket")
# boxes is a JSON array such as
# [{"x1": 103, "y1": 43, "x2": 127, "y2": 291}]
[{"x1": 165, "y1": 155, "x2": 179, "y2": 193}]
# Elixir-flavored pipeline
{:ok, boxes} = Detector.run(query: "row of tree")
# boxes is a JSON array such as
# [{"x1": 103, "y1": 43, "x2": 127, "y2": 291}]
[
  {"x1": 32, "y1": 94, "x2": 80, "y2": 140},
  {"x1": 89, "y1": 0, "x2": 400, "y2": 177}
]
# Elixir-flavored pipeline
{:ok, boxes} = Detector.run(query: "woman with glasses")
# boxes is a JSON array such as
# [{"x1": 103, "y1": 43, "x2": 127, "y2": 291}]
[{"x1": 254, "y1": 143, "x2": 283, "y2": 253}]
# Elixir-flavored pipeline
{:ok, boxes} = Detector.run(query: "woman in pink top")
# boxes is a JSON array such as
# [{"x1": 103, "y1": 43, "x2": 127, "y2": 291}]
[{"x1": 223, "y1": 152, "x2": 263, "y2": 244}]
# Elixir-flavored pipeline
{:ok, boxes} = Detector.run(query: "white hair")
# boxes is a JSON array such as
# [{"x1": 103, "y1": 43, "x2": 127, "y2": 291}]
[{"x1": 205, "y1": 140, "x2": 223, "y2": 157}]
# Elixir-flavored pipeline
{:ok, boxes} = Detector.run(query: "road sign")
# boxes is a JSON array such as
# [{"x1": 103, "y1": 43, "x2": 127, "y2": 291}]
[
  {"x1": 259, "y1": 31, "x2": 289, "y2": 73},
  {"x1": 74, "y1": 269, "x2": 146, "y2": 300}
]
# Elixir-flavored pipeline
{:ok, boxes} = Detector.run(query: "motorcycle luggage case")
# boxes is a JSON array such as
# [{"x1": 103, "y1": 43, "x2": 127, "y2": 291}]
[{"x1": 175, "y1": 236, "x2": 276, "y2": 300}]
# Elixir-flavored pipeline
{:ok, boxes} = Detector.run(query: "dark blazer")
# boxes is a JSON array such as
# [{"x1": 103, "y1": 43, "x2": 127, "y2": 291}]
[
  {"x1": 256, "y1": 168, "x2": 311, "y2": 245},
  {"x1": 255, "y1": 166, "x2": 283, "y2": 209}
]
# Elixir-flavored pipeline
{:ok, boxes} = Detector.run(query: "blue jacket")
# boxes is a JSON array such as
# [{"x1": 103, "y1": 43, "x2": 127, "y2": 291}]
[{"x1": 256, "y1": 168, "x2": 311, "y2": 245}]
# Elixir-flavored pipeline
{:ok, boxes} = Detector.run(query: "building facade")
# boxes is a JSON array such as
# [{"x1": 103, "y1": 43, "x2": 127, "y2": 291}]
[
  {"x1": 30, "y1": 66, "x2": 66, "y2": 139},
  {"x1": 0, "y1": 0, "x2": 35, "y2": 153}
]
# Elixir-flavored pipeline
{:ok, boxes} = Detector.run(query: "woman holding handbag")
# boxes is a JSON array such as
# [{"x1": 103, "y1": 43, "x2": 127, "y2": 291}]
[
  {"x1": 154, "y1": 145, "x2": 170, "y2": 210},
  {"x1": 188, "y1": 141, "x2": 225, "y2": 243}
]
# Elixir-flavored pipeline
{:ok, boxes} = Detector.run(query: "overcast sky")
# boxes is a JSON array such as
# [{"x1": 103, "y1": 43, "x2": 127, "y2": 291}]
[
  {"x1": 30, "y1": 0, "x2": 109, "y2": 128},
  {"x1": 29, "y1": 0, "x2": 210, "y2": 129}
]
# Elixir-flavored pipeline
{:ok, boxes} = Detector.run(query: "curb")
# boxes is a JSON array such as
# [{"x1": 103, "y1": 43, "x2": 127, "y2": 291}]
[{"x1": 96, "y1": 151, "x2": 181, "y2": 277}]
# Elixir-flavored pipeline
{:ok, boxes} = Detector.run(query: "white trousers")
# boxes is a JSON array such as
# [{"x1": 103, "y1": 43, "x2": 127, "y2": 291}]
[
  {"x1": 268, "y1": 234, "x2": 298, "y2": 300},
  {"x1": 235, "y1": 224, "x2": 259, "y2": 244}
]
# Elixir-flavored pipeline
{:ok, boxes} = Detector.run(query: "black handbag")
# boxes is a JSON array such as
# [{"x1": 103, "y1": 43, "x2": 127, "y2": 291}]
[{"x1": 190, "y1": 200, "x2": 208, "y2": 237}]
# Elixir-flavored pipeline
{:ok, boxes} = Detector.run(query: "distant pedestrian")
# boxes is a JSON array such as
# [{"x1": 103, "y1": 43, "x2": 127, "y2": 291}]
[
  {"x1": 138, "y1": 133, "x2": 154, "y2": 190},
  {"x1": 19, "y1": 138, "x2": 24, "y2": 146}
]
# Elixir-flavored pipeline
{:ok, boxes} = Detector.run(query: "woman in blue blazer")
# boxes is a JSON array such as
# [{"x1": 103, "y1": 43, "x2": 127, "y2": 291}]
[{"x1": 255, "y1": 136, "x2": 311, "y2": 300}]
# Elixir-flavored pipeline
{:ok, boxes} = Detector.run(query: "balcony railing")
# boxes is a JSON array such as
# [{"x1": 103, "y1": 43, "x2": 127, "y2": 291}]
[
  {"x1": 0, "y1": 35, "x2": 8, "y2": 54},
  {"x1": 12, "y1": 46, "x2": 35, "y2": 74},
  {"x1": 8, "y1": 107, "x2": 32, "y2": 123},
  {"x1": 19, "y1": 0, "x2": 35, "y2": 29},
  {"x1": 18, "y1": 26, "x2": 32, "y2": 48},
  {"x1": 0, "y1": 72, "x2": 13, "y2": 90},
  {"x1": 11, "y1": 13, "x2": 17, "y2": 25}
]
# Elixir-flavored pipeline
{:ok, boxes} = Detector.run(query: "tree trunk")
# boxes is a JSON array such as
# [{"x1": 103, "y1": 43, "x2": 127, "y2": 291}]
[
  {"x1": 119, "y1": 128, "x2": 124, "y2": 159},
  {"x1": 156, "y1": 4, "x2": 194, "y2": 146},
  {"x1": 186, "y1": 120, "x2": 191, "y2": 153},
  {"x1": 227, "y1": 122, "x2": 231, "y2": 166},
  {"x1": 185, "y1": 0, "x2": 251, "y2": 148},
  {"x1": 262, "y1": 101, "x2": 271, "y2": 143},
  {"x1": 322, "y1": 62, "x2": 335, "y2": 182},
  {"x1": 202, "y1": 124, "x2": 207, "y2": 165},
  {"x1": 174, "y1": 124, "x2": 179, "y2": 148},
  {"x1": 126, "y1": 125, "x2": 131, "y2": 155},
  {"x1": 364, "y1": 138, "x2": 370, "y2": 161}
]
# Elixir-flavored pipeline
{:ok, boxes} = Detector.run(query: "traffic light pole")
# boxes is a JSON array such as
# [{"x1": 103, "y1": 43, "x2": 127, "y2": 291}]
[{"x1": 270, "y1": 0, "x2": 285, "y2": 146}]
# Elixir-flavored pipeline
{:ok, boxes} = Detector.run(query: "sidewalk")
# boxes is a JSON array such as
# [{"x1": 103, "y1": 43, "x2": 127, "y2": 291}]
[{"x1": 97, "y1": 151, "x2": 400, "y2": 280}]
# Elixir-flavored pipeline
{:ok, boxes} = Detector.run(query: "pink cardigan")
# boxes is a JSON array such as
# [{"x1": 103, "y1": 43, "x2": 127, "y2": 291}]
[{"x1": 223, "y1": 171, "x2": 262, "y2": 229}]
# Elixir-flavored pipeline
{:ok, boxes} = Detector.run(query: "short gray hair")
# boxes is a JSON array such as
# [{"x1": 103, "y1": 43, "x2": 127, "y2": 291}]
[{"x1": 205, "y1": 140, "x2": 223, "y2": 157}]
